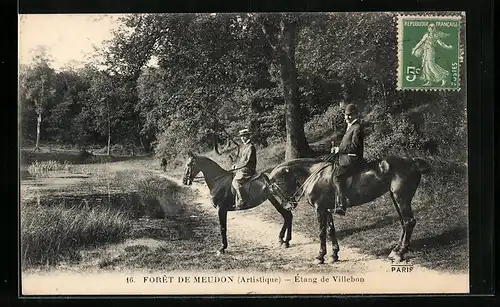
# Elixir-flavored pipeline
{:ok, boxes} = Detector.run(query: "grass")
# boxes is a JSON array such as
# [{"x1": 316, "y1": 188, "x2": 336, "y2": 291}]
[
  {"x1": 20, "y1": 147, "x2": 147, "y2": 167},
  {"x1": 21, "y1": 199, "x2": 133, "y2": 267},
  {"x1": 26, "y1": 160, "x2": 71, "y2": 178}
]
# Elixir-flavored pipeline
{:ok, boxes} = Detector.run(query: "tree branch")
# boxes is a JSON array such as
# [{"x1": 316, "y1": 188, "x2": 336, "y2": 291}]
[
  {"x1": 261, "y1": 24, "x2": 277, "y2": 51},
  {"x1": 279, "y1": 18, "x2": 286, "y2": 42}
]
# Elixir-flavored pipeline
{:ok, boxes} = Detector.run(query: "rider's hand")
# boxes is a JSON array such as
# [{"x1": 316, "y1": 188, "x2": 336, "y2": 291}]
[
  {"x1": 232, "y1": 164, "x2": 237, "y2": 170},
  {"x1": 332, "y1": 147, "x2": 339, "y2": 154}
]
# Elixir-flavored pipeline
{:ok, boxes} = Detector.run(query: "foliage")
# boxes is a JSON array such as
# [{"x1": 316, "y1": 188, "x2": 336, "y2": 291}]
[
  {"x1": 19, "y1": 12, "x2": 467, "y2": 167},
  {"x1": 19, "y1": 50, "x2": 57, "y2": 148}
]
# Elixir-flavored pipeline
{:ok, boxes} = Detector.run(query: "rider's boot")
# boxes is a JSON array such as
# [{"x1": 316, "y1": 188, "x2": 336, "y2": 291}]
[
  {"x1": 234, "y1": 187, "x2": 249, "y2": 210},
  {"x1": 331, "y1": 176, "x2": 347, "y2": 215}
]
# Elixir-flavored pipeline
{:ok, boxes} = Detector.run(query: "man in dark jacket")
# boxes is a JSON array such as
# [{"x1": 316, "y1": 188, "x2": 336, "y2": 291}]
[
  {"x1": 331, "y1": 103, "x2": 365, "y2": 215},
  {"x1": 231, "y1": 128, "x2": 257, "y2": 210}
]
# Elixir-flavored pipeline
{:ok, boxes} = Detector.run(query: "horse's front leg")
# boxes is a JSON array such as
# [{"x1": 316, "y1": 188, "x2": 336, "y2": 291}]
[
  {"x1": 217, "y1": 206, "x2": 228, "y2": 255},
  {"x1": 315, "y1": 204, "x2": 328, "y2": 264},
  {"x1": 269, "y1": 196, "x2": 293, "y2": 248}
]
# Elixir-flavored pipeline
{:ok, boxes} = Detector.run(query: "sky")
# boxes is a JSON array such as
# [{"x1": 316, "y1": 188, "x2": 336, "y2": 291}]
[{"x1": 18, "y1": 14, "x2": 125, "y2": 71}]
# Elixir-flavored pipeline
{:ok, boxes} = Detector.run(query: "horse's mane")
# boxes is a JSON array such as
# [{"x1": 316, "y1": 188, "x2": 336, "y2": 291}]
[
  {"x1": 269, "y1": 157, "x2": 328, "y2": 180},
  {"x1": 274, "y1": 157, "x2": 325, "y2": 169}
]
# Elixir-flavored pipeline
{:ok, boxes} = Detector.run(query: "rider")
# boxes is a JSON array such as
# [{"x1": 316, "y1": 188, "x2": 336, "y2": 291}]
[
  {"x1": 231, "y1": 128, "x2": 257, "y2": 210},
  {"x1": 331, "y1": 103, "x2": 365, "y2": 216}
]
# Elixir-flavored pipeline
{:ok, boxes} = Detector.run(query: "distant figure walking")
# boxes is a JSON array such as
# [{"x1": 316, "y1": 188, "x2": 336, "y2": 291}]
[{"x1": 161, "y1": 157, "x2": 167, "y2": 172}]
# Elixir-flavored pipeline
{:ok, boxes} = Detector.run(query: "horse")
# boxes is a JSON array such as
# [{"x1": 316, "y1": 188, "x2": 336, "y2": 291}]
[
  {"x1": 268, "y1": 155, "x2": 432, "y2": 264},
  {"x1": 181, "y1": 150, "x2": 295, "y2": 255}
]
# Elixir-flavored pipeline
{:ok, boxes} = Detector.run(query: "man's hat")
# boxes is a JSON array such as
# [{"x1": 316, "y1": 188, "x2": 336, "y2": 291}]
[
  {"x1": 344, "y1": 103, "x2": 358, "y2": 115},
  {"x1": 238, "y1": 128, "x2": 251, "y2": 137}
]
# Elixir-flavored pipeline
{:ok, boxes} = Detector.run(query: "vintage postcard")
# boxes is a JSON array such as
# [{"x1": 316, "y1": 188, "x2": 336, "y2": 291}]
[{"x1": 18, "y1": 11, "x2": 469, "y2": 296}]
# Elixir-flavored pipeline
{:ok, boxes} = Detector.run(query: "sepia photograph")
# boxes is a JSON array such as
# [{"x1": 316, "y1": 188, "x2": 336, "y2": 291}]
[{"x1": 18, "y1": 12, "x2": 469, "y2": 295}]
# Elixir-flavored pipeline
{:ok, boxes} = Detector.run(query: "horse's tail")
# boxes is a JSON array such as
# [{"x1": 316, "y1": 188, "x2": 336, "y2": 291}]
[{"x1": 412, "y1": 158, "x2": 432, "y2": 174}]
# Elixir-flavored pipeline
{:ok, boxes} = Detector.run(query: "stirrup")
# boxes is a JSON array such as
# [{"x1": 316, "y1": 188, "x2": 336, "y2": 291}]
[
  {"x1": 331, "y1": 207, "x2": 346, "y2": 215},
  {"x1": 283, "y1": 200, "x2": 298, "y2": 211}
]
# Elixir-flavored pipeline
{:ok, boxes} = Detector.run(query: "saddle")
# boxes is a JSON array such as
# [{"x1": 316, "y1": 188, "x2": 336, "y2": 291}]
[
  {"x1": 329, "y1": 157, "x2": 377, "y2": 191},
  {"x1": 230, "y1": 172, "x2": 267, "y2": 193}
]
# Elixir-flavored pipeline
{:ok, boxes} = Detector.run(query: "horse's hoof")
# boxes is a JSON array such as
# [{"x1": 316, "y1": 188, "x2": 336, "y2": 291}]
[
  {"x1": 315, "y1": 254, "x2": 326, "y2": 264},
  {"x1": 331, "y1": 255, "x2": 339, "y2": 263},
  {"x1": 283, "y1": 242, "x2": 290, "y2": 248},
  {"x1": 216, "y1": 249, "x2": 225, "y2": 256},
  {"x1": 390, "y1": 253, "x2": 403, "y2": 263},
  {"x1": 314, "y1": 258, "x2": 325, "y2": 265},
  {"x1": 388, "y1": 250, "x2": 398, "y2": 260}
]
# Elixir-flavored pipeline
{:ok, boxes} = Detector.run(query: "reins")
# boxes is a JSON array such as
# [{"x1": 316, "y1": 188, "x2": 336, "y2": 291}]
[
  {"x1": 185, "y1": 154, "x2": 335, "y2": 204},
  {"x1": 186, "y1": 161, "x2": 241, "y2": 183},
  {"x1": 288, "y1": 162, "x2": 334, "y2": 202}
]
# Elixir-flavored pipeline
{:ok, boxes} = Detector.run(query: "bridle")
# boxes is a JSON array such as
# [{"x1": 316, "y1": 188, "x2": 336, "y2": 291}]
[
  {"x1": 182, "y1": 158, "x2": 239, "y2": 185},
  {"x1": 183, "y1": 164, "x2": 204, "y2": 184}
]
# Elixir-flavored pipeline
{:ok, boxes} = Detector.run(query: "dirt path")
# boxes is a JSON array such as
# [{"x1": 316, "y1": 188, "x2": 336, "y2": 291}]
[{"x1": 21, "y1": 161, "x2": 470, "y2": 295}]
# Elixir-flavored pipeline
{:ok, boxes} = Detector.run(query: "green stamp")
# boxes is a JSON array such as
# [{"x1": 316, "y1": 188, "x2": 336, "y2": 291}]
[{"x1": 397, "y1": 15, "x2": 463, "y2": 91}]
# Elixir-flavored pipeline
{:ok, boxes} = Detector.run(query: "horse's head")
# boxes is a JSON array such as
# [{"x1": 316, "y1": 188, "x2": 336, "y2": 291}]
[
  {"x1": 182, "y1": 151, "x2": 201, "y2": 185},
  {"x1": 269, "y1": 164, "x2": 301, "y2": 198},
  {"x1": 269, "y1": 158, "x2": 326, "y2": 197}
]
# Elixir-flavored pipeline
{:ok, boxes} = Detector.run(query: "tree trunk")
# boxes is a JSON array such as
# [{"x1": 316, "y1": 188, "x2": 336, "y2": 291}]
[
  {"x1": 107, "y1": 123, "x2": 111, "y2": 156},
  {"x1": 278, "y1": 20, "x2": 312, "y2": 160},
  {"x1": 139, "y1": 135, "x2": 146, "y2": 153},
  {"x1": 213, "y1": 133, "x2": 221, "y2": 155},
  {"x1": 107, "y1": 100, "x2": 111, "y2": 156},
  {"x1": 34, "y1": 112, "x2": 42, "y2": 151}
]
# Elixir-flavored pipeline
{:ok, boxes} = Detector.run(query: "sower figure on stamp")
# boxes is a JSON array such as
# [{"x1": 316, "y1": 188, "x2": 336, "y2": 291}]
[
  {"x1": 231, "y1": 128, "x2": 257, "y2": 210},
  {"x1": 330, "y1": 103, "x2": 365, "y2": 216}
]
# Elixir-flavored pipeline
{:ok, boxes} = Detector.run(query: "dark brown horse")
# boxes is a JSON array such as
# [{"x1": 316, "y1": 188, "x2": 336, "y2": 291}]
[
  {"x1": 182, "y1": 151, "x2": 295, "y2": 255},
  {"x1": 268, "y1": 155, "x2": 432, "y2": 263}
]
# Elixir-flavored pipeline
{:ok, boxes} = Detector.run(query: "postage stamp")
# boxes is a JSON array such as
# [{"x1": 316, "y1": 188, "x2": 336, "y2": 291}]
[{"x1": 396, "y1": 14, "x2": 463, "y2": 91}]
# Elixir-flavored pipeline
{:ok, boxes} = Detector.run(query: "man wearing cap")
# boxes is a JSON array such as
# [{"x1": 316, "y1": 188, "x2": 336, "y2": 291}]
[
  {"x1": 331, "y1": 103, "x2": 365, "y2": 215},
  {"x1": 231, "y1": 128, "x2": 257, "y2": 210}
]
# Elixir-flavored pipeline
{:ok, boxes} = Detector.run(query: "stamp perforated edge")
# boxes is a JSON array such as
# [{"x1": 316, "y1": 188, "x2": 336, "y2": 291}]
[{"x1": 395, "y1": 12, "x2": 465, "y2": 92}]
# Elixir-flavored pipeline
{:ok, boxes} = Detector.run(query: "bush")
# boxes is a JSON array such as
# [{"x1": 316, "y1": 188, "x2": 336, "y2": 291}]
[
  {"x1": 304, "y1": 104, "x2": 345, "y2": 143},
  {"x1": 94, "y1": 144, "x2": 138, "y2": 156},
  {"x1": 364, "y1": 114, "x2": 425, "y2": 159},
  {"x1": 21, "y1": 200, "x2": 132, "y2": 266},
  {"x1": 136, "y1": 177, "x2": 186, "y2": 218}
]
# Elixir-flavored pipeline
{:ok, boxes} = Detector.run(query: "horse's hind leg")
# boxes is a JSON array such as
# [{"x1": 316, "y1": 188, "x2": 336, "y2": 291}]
[
  {"x1": 315, "y1": 204, "x2": 328, "y2": 264},
  {"x1": 327, "y1": 213, "x2": 340, "y2": 262},
  {"x1": 389, "y1": 192, "x2": 405, "y2": 260},
  {"x1": 389, "y1": 192, "x2": 417, "y2": 262},
  {"x1": 269, "y1": 197, "x2": 293, "y2": 248},
  {"x1": 400, "y1": 205, "x2": 416, "y2": 259}
]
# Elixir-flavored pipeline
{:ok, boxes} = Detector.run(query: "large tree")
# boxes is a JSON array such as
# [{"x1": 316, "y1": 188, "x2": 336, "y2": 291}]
[
  {"x1": 102, "y1": 13, "x2": 316, "y2": 160},
  {"x1": 19, "y1": 47, "x2": 56, "y2": 150},
  {"x1": 256, "y1": 13, "x2": 313, "y2": 159}
]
